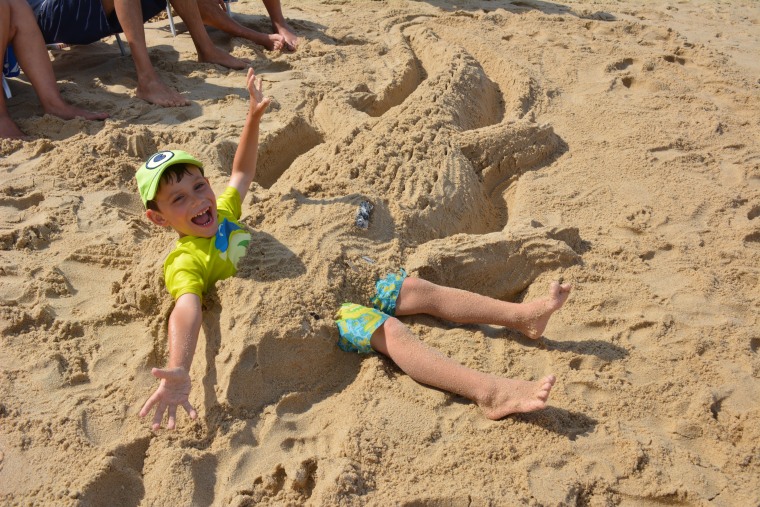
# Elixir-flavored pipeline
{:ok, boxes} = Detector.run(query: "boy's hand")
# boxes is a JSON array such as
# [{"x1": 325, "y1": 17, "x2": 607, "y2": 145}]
[
  {"x1": 246, "y1": 68, "x2": 270, "y2": 118},
  {"x1": 139, "y1": 367, "x2": 197, "y2": 430}
]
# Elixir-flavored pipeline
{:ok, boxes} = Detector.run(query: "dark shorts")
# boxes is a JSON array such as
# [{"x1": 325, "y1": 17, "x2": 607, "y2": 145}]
[{"x1": 29, "y1": 0, "x2": 167, "y2": 45}]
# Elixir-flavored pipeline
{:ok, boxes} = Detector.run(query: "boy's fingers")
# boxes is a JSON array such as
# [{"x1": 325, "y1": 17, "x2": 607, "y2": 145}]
[
  {"x1": 182, "y1": 401, "x2": 197, "y2": 419},
  {"x1": 139, "y1": 392, "x2": 159, "y2": 417},
  {"x1": 151, "y1": 367, "x2": 170, "y2": 380},
  {"x1": 152, "y1": 402, "x2": 167, "y2": 429},
  {"x1": 167, "y1": 405, "x2": 177, "y2": 430},
  {"x1": 138, "y1": 401, "x2": 152, "y2": 418},
  {"x1": 151, "y1": 367, "x2": 185, "y2": 381}
]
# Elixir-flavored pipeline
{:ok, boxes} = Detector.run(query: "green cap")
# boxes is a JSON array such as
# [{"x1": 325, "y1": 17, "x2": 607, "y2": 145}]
[{"x1": 136, "y1": 150, "x2": 204, "y2": 207}]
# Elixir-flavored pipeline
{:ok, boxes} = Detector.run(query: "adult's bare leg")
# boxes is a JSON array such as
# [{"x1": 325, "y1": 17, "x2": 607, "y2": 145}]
[
  {"x1": 371, "y1": 317, "x2": 556, "y2": 420},
  {"x1": 395, "y1": 277, "x2": 572, "y2": 339},
  {"x1": 168, "y1": 0, "x2": 247, "y2": 69},
  {"x1": 103, "y1": 0, "x2": 189, "y2": 106},
  {"x1": 1, "y1": 0, "x2": 108, "y2": 138},
  {"x1": 196, "y1": 0, "x2": 283, "y2": 51},
  {"x1": 262, "y1": 0, "x2": 297, "y2": 50},
  {"x1": 0, "y1": 0, "x2": 26, "y2": 139}
]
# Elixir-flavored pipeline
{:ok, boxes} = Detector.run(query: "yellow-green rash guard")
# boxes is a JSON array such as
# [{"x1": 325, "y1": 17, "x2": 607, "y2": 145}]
[{"x1": 164, "y1": 187, "x2": 251, "y2": 300}]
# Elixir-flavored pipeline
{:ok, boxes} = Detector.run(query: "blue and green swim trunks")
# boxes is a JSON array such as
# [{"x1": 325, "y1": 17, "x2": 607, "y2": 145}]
[{"x1": 335, "y1": 268, "x2": 407, "y2": 354}]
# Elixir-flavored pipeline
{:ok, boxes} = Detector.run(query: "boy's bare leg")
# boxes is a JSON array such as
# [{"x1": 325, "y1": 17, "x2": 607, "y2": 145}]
[
  {"x1": 104, "y1": 0, "x2": 190, "y2": 106},
  {"x1": 395, "y1": 278, "x2": 572, "y2": 340},
  {"x1": 371, "y1": 318, "x2": 556, "y2": 420},
  {"x1": 1, "y1": 0, "x2": 108, "y2": 138},
  {"x1": 196, "y1": 0, "x2": 284, "y2": 51},
  {"x1": 168, "y1": 0, "x2": 247, "y2": 69},
  {"x1": 262, "y1": 0, "x2": 298, "y2": 50}
]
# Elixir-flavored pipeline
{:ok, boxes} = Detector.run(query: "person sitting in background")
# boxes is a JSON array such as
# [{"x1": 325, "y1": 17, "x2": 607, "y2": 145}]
[
  {"x1": 1, "y1": 0, "x2": 108, "y2": 139},
  {"x1": 197, "y1": 0, "x2": 299, "y2": 52},
  {"x1": 28, "y1": 0, "x2": 248, "y2": 107}
]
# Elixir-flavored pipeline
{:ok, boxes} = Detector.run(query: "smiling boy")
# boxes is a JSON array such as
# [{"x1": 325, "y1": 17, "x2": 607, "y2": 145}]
[
  {"x1": 135, "y1": 71, "x2": 570, "y2": 431},
  {"x1": 136, "y1": 68, "x2": 268, "y2": 430}
]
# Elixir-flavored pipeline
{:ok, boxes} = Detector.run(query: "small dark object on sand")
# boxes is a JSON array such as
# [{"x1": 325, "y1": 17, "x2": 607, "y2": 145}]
[{"x1": 355, "y1": 201, "x2": 374, "y2": 229}]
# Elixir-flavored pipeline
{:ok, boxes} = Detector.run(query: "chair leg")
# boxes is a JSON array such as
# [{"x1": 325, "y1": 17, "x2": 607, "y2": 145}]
[
  {"x1": 166, "y1": 4, "x2": 177, "y2": 37},
  {"x1": 226, "y1": 0, "x2": 231, "y2": 15},
  {"x1": 115, "y1": 33, "x2": 128, "y2": 56},
  {"x1": 2, "y1": 76, "x2": 11, "y2": 99}
]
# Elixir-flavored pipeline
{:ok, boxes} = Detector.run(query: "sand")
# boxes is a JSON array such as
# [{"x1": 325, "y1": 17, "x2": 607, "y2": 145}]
[{"x1": 1, "y1": 0, "x2": 759, "y2": 505}]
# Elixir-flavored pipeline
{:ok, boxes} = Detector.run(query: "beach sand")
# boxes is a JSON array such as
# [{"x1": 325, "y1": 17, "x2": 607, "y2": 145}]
[{"x1": 1, "y1": 0, "x2": 759, "y2": 504}]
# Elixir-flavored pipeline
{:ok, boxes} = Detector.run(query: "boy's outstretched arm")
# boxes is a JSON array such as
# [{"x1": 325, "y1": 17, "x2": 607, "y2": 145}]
[
  {"x1": 228, "y1": 68, "x2": 271, "y2": 202},
  {"x1": 139, "y1": 293, "x2": 202, "y2": 430}
]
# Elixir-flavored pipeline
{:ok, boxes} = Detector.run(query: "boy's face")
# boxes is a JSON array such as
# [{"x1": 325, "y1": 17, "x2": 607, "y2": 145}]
[{"x1": 145, "y1": 166, "x2": 218, "y2": 238}]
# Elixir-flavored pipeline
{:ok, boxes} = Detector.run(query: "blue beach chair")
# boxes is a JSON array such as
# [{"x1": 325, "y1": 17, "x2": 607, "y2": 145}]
[{"x1": 2, "y1": 46, "x2": 20, "y2": 99}]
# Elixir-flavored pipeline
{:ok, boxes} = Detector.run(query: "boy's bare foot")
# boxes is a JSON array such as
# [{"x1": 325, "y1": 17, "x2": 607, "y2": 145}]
[
  {"x1": 0, "y1": 115, "x2": 27, "y2": 139},
  {"x1": 137, "y1": 77, "x2": 190, "y2": 107},
  {"x1": 479, "y1": 374, "x2": 556, "y2": 420},
  {"x1": 43, "y1": 103, "x2": 110, "y2": 121},
  {"x1": 517, "y1": 281, "x2": 572, "y2": 339},
  {"x1": 197, "y1": 45, "x2": 247, "y2": 69},
  {"x1": 272, "y1": 21, "x2": 298, "y2": 50}
]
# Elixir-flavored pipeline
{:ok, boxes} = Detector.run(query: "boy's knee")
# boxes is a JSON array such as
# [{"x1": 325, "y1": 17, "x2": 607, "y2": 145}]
[
  {"x1": 373, "y1": 315, "x2": 403, "y2": 339},
  {"x1": 399, "y1": 275, "x2": 426, "y2": 298},
  {"x1": 397, "y1": 276, "x2": 437, "y2": 310},
  {"x1": 370, "y1": 316, "x2": 404, "y2": 355},
  {"x1": 382, "y1": 316, "x2": 404, "y2": 333},
  {"x1": 381, "y1": 316, "x2": 417, "y2": 344}
]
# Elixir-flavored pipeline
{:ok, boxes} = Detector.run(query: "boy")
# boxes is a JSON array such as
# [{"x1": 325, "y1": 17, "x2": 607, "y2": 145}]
[
  {"x1": 137, "y1": 71, "x2": 571, "y2": 430},
  {"x1": 137, "y1": 68, "x2": 267, "y2": 429}
]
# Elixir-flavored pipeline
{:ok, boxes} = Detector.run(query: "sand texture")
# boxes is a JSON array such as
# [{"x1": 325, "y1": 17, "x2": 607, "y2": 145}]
[{"x1": 1, "y1": 0, "x2": 759, "y2": 505}]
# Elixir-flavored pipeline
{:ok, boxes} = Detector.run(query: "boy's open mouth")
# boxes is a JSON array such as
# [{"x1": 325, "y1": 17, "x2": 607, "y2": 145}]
[{"x1": 191, "y1": 208, "x2": 214, "y2": 227}]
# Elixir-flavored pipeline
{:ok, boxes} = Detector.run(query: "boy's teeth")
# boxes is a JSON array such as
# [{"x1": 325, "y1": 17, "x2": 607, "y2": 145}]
[{"x1": 191, "y1": 208, "x2": 212, "y2": 226}]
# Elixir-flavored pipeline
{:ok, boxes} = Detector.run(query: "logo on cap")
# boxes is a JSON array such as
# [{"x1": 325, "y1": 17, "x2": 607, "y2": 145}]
[{"x1": 145, "y1": 151, "x2": 175, "y2": 170}]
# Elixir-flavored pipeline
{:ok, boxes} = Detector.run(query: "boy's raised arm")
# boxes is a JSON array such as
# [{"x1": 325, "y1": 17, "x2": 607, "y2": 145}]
[
  {"x1": 228, "y1": 68, "x2": 271, "y2": 202},
  {"x1": 139, "y1": 293, "x2": 203, "y2": 430}
]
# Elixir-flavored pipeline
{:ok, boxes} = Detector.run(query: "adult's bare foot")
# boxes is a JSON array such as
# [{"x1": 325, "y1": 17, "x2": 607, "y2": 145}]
[
  {"x1": 243, "y1": 32, "x2": 284, "y2": 51},
  {"x1": 43, "y1": 103, "x2": 109, "y2": 121},
  {"x1": 264, "y1": 34, "x2": 285, "y2": 51},
  {"x1": 272, "y1": 21, "x2": 298, "y2": 50},
  {"x1": 137, "y1": 78, "x2": 190, "y2": 107},
  {"x1": 517, "y1": 281, "x2": 572, "y2": 339},
  {"x1": 0, "y1": 115, "x2": 26, "y2": 139},
  {"x1": 479, "y1": 375, "x2": 556, "y2": 420},
  {"x1": 197, "y1": 45, "x2": 247, "y2": 69}
]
